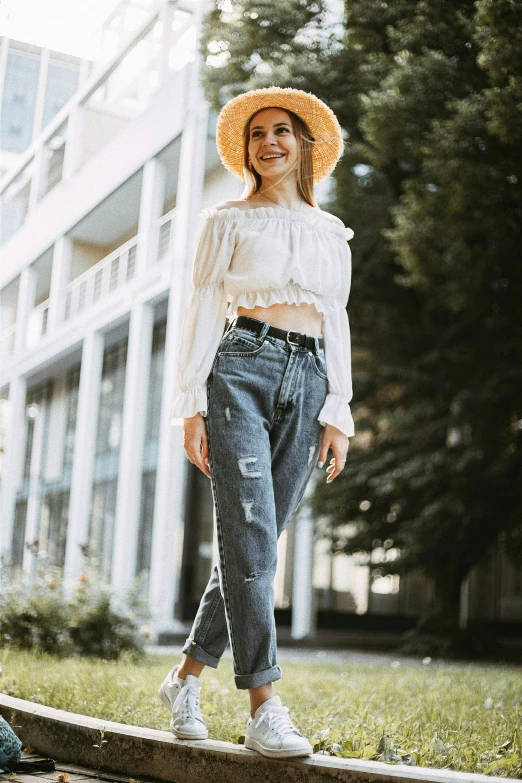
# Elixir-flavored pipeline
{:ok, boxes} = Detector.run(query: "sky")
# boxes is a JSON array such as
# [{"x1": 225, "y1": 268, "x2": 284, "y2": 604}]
[
  {"x1": 0, "y1": 0, "x2": 346, "y2": 62},
  {"x1": 0, "y1": 0, "x2": 123, "y2": 59}
]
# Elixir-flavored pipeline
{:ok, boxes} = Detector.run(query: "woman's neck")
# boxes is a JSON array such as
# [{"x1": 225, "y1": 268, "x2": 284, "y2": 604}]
[{"x1": 255, "y1": 176, "x2": 303, "y2": 210}]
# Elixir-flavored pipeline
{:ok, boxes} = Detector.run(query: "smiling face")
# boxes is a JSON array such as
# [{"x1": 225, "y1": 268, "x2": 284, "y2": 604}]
[{"x1": 247, "y1": 107, "x2": 298, "y2": 180}]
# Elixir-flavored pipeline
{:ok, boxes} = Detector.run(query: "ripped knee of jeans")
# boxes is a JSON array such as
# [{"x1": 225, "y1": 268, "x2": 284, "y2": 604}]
[{"x1": 238, "y1": 456, "x2": 262, "y2": 478}]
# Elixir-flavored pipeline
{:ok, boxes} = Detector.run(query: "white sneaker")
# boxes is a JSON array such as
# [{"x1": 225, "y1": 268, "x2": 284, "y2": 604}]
[
  {"x1": 244, "y1": 695, "x2": 313, "y2": 759},
  {"x1": 158, "y1": 665, "x2": 208, "y2": 740}
]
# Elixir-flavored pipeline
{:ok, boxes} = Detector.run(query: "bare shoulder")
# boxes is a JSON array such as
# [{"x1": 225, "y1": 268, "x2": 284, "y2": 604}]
[{"x1": 213, "y1": 199, "x2": 251, "y2": 212}]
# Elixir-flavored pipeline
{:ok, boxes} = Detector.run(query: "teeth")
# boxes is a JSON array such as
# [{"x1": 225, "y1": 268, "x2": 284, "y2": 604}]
[{"x1": 261, "y1": 154, "x2": 284, "y2": 160}]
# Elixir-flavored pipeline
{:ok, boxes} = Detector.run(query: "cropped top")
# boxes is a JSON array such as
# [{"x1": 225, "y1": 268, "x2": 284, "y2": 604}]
[{"x1": 169, "y1": 204, "x2": 355, "y2": 437}]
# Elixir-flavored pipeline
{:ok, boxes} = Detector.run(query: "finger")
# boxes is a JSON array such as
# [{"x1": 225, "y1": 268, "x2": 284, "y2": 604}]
[
  {"x1": 326, "y1": 457, "x2": 339, "y2": 483},
  {"x1": 200, "y1": 436, "x2": 211, "y2": 478},
  {"x1": 192, "y1": 427, "x2": 209, "y2": 477},
  {"x1": 326, "y1": 452, "x2": 346, "y2": 483},
  {"x1": 317, "y1": 434, "x2": 331, "y2": 467}
]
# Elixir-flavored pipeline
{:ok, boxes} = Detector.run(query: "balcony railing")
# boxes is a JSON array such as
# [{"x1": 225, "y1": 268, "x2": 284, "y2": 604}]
[
  {"x1": 156, "y1": 207, "x2": 175, "y2": 261},
  {"x1": 63, "y1": 236, "x2": 138, "y2": 322},
  {"x1": 0, "y1": 208, "x2": 176, "y2": 366}
]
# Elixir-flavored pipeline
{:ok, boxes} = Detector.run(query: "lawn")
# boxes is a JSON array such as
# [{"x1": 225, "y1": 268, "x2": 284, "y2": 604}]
[{"x1": 0, "y1": 649, "x2": 521, "y2": 778}]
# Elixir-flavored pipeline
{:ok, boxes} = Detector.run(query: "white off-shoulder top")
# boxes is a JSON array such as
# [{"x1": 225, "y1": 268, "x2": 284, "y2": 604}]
[{"x1": 169, "y1": 204, "x2": 355, "y2": 437}]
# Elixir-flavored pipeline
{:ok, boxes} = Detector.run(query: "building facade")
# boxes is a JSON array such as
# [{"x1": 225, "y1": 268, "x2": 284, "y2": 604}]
[
  {"x1": 1, "y1": 0, "x2": 520, "y2": 637},
  {"x1": 0, "y1": 37, "x2": 91, "y2": 183}
]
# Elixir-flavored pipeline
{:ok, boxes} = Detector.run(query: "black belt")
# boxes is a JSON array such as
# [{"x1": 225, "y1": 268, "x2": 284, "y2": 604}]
[{"x1": 233, "y1": 315, "x2": 324, "y2": 352}]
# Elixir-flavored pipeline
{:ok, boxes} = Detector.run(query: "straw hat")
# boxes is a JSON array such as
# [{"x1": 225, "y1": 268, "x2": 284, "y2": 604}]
[{"x1": 215, "y1": 86, "x2": 344, "y2": 184}]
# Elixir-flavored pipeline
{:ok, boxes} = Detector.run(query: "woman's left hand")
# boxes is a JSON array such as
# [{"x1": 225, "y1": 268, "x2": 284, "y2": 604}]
[{"x1": 318, "y1": 424, "x2": 349, "y2": 483}]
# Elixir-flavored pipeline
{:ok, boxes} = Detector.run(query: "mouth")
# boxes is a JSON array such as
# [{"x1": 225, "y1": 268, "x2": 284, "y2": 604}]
[{"x1": 259, "y1": 153, "x2": 285, "y2": 161}]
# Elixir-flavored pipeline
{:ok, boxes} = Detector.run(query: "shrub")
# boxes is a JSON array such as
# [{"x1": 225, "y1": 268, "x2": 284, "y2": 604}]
[
  {"x1": 69, "y1": 576, "x2": 148, "y2": 659},
  {"x1": 0, "y1": 566, "x2": 150, "y2": 659},
  {"x1": 0, "y1": 573, "x2": 74, "y2": 656}
]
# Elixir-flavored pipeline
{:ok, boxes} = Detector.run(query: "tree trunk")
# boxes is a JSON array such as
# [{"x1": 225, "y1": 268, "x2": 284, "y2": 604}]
[{"x1": 398, "y1": 571, "x2": 502, "y2": 659}]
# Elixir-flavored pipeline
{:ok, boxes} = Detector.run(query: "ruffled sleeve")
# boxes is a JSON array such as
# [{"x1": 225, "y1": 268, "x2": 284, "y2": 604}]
[
  {"x1": 317, "y1": 232, "x2": 355, "y2": 437},
  {"x1": 169, "y1": 210, "x2": 235, "y2": 422}
]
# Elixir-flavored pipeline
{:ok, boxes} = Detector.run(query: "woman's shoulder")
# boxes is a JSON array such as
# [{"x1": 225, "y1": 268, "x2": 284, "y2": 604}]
[
  {"x1": 199, "y1": 200, "x2": 250, "y2": 222},
  {"x1": 214, "y1": 199, "x2": 252, "y2": 212},
  {"x1": 315, "y1": 208, "x2": 355, "y2": 240},
  {"x1": 200, "y1": 200, "x2": 354, "y2": 238}
]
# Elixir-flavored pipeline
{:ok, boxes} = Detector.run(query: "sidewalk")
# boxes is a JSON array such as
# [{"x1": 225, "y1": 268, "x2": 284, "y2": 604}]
[
  {"x1": 0, "y1": 755, "x2": 158, "y2": 783},
  {"x1": 147, "y1": 641, "x2": 519, "y2": 669}
]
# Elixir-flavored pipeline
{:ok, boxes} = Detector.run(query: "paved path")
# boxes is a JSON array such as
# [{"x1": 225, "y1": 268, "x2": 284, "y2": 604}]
[
  {"x1": 1, "y1": 756, "x2": 159, "y2": 783},
  {"x1": 147, "y1": 643, "x2": 512, "y2": 669}
]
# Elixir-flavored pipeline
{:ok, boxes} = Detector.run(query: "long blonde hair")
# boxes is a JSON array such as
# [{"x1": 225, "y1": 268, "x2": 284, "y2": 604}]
[{"x1": 239, "y1": 107, "x2": 318, "y2": 207}]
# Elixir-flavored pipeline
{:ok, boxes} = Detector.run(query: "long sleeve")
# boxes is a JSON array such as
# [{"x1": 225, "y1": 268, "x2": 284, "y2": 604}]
[
  {"x1": 317, "y1": 228, "x2": 355, "y2": 437},
  {"x1": 169, "y1": 210, "x2": 235, "y2": 422}
]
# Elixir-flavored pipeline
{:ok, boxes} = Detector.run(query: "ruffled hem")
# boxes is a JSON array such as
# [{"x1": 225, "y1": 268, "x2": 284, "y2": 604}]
[
  {"x1": 230, "y1": 285, "x2": 334, "y2": 316},
  {"x1": 318, "y1": 393, "x2": 355, "y2": 438},
  {"x1": 201, "y1": 205, "x2": 353, "y2": 241},
  {"x1": 169, "y1": 384, "x2": 207, "y2": 423}
]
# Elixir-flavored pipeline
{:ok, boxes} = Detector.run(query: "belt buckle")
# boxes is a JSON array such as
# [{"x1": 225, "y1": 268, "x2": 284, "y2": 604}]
[{"x1": 286, "y1": 330, "x2": 301, "y2": 347}]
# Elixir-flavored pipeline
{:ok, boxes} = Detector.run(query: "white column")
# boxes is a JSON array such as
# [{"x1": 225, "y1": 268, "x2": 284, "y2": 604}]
[
  {"x1": 43, "y1": 374, "x2": 68, "y2": 483},
  {"x1": 291, "y1": 478, "x2": 318, "y2": 639},
  {"x1": 62, "y1": 104, "x2": 85, "y2": 179},
  {"x1": 31, "y1": 47, "x2": 50, "y2": 141},
  {"x1": 14, "y1": 266, "x2": 37, "y2": 356},
  {"x1": 136, "y1": 158, "x2": 167, "y2": 274},
  {"x1": 63, "y1": 331, "x2": 104, "y2": 590},
  {"x1": 149, "y1": 24, "x2": 209, "y2": 629},
  {"x1": 111, "y1": 302, "x2": 155, "y2": 592},
  {"x1": 22, "y1": 403, "x2": 46, "y2": 581},
  {"x1": 28, "y1": 144, "x2": 45, "y2": 212},
  {"x1": 47, "y1": 236, "x2": 72, "y2": 333},
  {"x1": 158, "y1": 1, "x2": 175, "y2": 87},
  {"x1": 0, "y1": 375, "x2": 28, "y2": 562}
]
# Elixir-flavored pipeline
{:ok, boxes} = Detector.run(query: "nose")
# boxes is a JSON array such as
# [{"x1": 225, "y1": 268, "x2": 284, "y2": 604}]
[{"x1": 262, "y1": 131, "x2": 278, "y2": 147}]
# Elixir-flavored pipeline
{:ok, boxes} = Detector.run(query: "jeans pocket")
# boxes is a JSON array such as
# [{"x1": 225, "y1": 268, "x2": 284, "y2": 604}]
[
  {"x1": 308, "y1": 350, "x2": 328, "y2": 380},
  {"x1": 217, "y1": 329, "x2": 267, "y2": 357}
]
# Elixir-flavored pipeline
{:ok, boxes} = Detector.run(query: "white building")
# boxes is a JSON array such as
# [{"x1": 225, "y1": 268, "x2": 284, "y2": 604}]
[
  {"x1": 0, "y1": 37, "x2": 91, "y2": 181},
  {"x1": 1, "y1": 0, "x2": 520, "y2": 640}
]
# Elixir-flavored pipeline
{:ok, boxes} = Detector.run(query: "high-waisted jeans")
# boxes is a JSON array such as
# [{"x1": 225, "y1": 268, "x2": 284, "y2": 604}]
[{"x1": 181, "y1": 316, "x2": 329, "y2": 689}]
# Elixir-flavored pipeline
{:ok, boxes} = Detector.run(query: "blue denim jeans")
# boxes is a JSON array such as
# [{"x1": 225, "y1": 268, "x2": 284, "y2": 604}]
[{"x1": 181, "y1": 316, "x2": 328, "y2": 689}]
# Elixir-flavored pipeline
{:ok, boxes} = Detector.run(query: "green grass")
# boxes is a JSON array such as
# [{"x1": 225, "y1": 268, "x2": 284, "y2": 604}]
[{"x1": 1, "y1": 649, "x2": 521, "y2": 778}]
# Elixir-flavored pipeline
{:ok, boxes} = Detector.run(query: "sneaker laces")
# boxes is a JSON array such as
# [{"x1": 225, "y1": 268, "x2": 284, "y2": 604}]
[
  {"x1": 257, "y1": 705, "x2": 303, "y2": 737},
  {"x1": 173, "y1": 682, "x2": 202, "y2": 724}
]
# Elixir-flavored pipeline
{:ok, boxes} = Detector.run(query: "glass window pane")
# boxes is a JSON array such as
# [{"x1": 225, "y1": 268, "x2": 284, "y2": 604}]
[
  {"x1": 42, "y1": 60, "x2": 80, "y2": 131},
  {"x1": 1, "y1": 50, "x2": 40, "y2": 153}
]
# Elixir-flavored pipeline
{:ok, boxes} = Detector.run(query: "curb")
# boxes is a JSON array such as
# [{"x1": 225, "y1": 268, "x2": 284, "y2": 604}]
[{"x1": 0, "y1": 694, "x2": 509, "y2": 783}]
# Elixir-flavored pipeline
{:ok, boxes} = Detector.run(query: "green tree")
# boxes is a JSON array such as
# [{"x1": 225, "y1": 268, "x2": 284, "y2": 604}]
[{"x1": 199, "y1": 0, "x2": 522, "y2": 645}]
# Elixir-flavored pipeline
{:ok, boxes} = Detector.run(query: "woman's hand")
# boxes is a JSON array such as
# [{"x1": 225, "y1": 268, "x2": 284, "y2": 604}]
[
  {"x1": 318, "y1": 423, "x2": 349, "y2": 483},
  {"x1": 183, "y1": 412, "x2": 211, "y2": 478}
]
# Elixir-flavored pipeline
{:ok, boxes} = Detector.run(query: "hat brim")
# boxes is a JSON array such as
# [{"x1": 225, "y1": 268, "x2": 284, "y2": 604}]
[{"x1": 216, "y1": 87, "x2": 344, "y2": 184}]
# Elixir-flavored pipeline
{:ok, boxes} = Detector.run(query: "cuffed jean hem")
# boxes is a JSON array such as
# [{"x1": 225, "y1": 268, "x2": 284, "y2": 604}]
[
  {"x1": 234, "y1": 664, "x2": 282, "y2": 690},
  {"x1": 181, "y1": 638, "x2": 220, "y2": 668}
]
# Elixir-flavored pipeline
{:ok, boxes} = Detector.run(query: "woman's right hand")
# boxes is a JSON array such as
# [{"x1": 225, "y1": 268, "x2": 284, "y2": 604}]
[{"x1": 183, "y1": 412, "x2": 211, "y2": 478}]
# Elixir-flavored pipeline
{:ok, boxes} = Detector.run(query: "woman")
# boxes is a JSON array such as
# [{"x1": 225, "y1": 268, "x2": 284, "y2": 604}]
[{"x1": 158, "y1": 87, "x2": 355, "y2": 759}]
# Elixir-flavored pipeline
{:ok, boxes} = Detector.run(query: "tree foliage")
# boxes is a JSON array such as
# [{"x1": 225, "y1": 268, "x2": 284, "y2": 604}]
[{"x1": 199, "y1": 0, "x2": 522, "y2": 628}]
